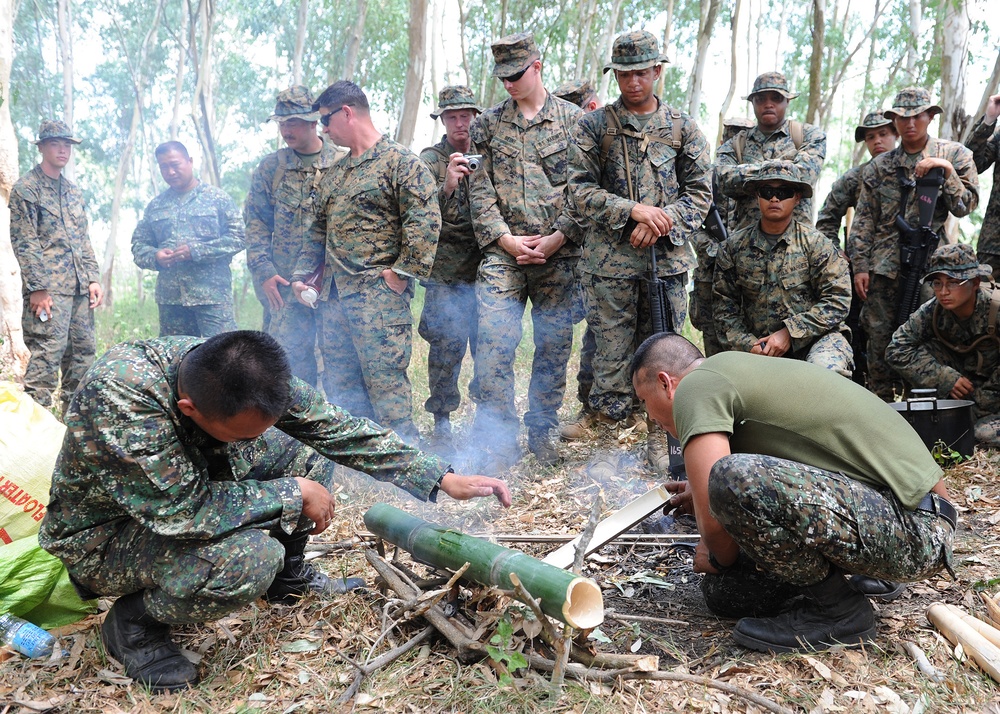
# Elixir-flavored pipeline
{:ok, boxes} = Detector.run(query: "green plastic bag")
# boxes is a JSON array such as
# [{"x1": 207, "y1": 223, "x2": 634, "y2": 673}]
[{"x1": 0, "y1": 534, "x2": 97, "y2": 630}]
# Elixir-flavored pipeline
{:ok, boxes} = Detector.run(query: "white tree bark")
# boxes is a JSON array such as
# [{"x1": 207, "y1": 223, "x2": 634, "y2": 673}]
[
  {"x1": 939, "y1": 0, "x2": 969, "y2": 142},
  {"x1": 395, "y1": 0, "x2": 427, "y2": 148},
  {"x1": 0, "y1": 0, "x2": 29, "y2": 379},
  {"x1": 806, "y1": 0, "x2": 825, "y2": 124},
  {"x1": 343, "y1": 0, "x2": 368, "y2": 80},
  {"x1": 717, "y1": 0, "x2": 742, "y2": 145},
  {"x1": 687, "y1": 0, "x2": 720, "y2": 118},
  {"x1": 906, "y1": 0, "x2": 921, "y2": 83},
  {"x1": 292, "y1": 0, "x2": 309, "y2": 85}
]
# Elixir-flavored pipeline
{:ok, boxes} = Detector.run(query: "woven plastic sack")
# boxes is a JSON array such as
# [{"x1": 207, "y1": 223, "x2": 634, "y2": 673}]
[{"x1": 0, "y1": 534, "x2": 97, "y2": 629}]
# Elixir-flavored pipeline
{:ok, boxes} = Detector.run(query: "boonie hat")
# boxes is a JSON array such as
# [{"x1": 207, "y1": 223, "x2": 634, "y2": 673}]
[
  {"x1": 743, "y1": 160, "x2": 813, "y2": 198},
  {"x1": 32, "y1": 120, "x2": 81, "y2": 145},
  {"x1": 269, "y1": 86, "x2": 320, "y2": 122},
  {"x1": 430, "y1": 86, "x2": 482, "y2": 119},
  {"x1": 491, "y1": 32, "x2": 540, "y2": 79},
  {"x1": 883, "y1": 87, "x2": 943, "y2": 120},
  {"x1": 854, "y1": 111, "x2": 894, "y2": 143},
  {"x1": 553, "y1": 80, "x2": 597, "y2": 109},
  {"x1": 603, "y1": 30, "x2": 669, "y2": 75},
  {"x1": 743, "y1": 72, "x2": 799, "y2": 101},
  {"x1": 921, "y1": 243, "x2": 993, "y2": 283}
]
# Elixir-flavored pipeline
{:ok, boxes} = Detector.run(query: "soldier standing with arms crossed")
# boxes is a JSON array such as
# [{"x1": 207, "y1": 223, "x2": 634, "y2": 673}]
[{"x1": 965, "y1": 93, "x2": 1000, "y2": 277}]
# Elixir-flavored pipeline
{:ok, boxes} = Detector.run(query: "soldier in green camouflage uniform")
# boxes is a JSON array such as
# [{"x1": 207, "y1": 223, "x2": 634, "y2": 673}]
[
  {"x1": 965, "y1": 93, "x2": 1000, "y2": 276},
  {"x1": 39, "y1": 331, "x2": 510, "y2": 691},
  {"x1": 291, "y1": 81, "x2": 440, "y2": 444},
  {"x1": 716, "y1": 72, "x2": 826, "y2": 233},
  {"x1": 713, "y1": 162, "x2": 853, "y2": 375},
  {"x1": 9, "y1": 120, "x2": 104, "y2": 412},
  {"x1": 131, "y1": 141, "x2": 245, "y2": 337},
  {"x1": 632, "y1": 334, "x2": 955, "y2": 653},
  {"x1": 417, "y1": 86, "x2": 483, "y2": 452},
  {"x1": 849, "y1": 88, "x2": 979, "y2": 399},
  {"x1": 245, "y1": 86, "x2": 344, "y2": 385},
  {"x1": 466, "y1": 33, "x2": 584, "y2": 469},
  {"x1": 566, "y1": 31, "x2": 712, "y2": 460},
  {"x1": 689, "y1": 117, "x2": 754, "y2": 359},
  {"x1": 886, "y1": 244, "x2": 1000, "y2": 448}
]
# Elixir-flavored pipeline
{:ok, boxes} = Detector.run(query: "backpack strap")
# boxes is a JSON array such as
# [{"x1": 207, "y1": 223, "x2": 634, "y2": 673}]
[
  {"x1": 789, "y1": 120, "x2": 804, "y2": 150},
  {"x1": 271, "y1": 149, "x2": 291, "y2": 196},
  {"x1": 732, "y1": 121, "x2": 802, "y2": 163}
]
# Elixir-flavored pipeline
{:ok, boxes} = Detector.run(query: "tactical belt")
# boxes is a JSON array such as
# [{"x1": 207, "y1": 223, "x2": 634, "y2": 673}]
[{"x1": 914, "y1": 492, "x2": 958, "y2": 530}]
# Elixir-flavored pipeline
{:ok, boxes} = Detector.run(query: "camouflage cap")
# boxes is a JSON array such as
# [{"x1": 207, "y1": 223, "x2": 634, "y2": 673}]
[
  {"x1": 883, "y1": 87, "x2": 943, "y2": 120},
  {"x1": 269, "y1": 85, "x2": 320, "y2": 122},
  {"x1": 603, "y1": 30, "x2": 669, "y2": 75},
  {"x1": 32, "y1": 119, "x2": 81, "y2": 145},
  {"x1": 743, "y1": 160, "x2": 813, "y2": 198},
  {"x1": 491, "y1": 32, "x2": 540, "y2": 78},
  {"x1": 854, "y1": 111, "x2": 894, "y2": 142},
  {"x1": 742, "y1": 71, "x2": 799, "y2": 101},
  {"x1": 921, "y1": 243, "x2": 993, "y2": 283},
  {"x1": 553, "y1": 79, "x2": 596, "y2": 108},
  {"x1": 430, "y1": 85, "x2": 482, "y2": 119}
]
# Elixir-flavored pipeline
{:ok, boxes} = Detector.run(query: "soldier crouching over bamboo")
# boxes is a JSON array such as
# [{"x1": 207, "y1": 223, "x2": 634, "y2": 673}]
[{"x1": 38, "y1": 330, "x2": 510, "y2": 692}]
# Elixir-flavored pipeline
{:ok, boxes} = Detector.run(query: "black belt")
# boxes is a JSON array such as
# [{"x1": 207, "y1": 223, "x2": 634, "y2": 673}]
[{"x1": 915, "y1": 493, "x2": 958, "y2": 530}]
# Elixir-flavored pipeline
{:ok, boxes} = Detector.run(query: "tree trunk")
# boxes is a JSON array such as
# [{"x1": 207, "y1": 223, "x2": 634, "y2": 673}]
[
  {"x1": 456, "y1": 0, "x2": 471, "y2": 88},
  {"x1": 806, "y1": 0, "x2": 824, "y2": 124},
  {"x1": 169, "y1": 7, "x2": 187, "y2": 141},
  {"x1": 906, "y1": 0, "x2": 921, "y2": 83},
  {"x1": 966, "y1": 49, "x2": 1000, "y2": 141},
  {"x1": 395, "y1": 0, "x2": 427, "y2": 148},
  {"x1": 654, "y1": 0, "x2": 676, "y2": 98},
  {"x1": 596, "y1": 0, "x2": 624, "y2": 102},
  {"x1": 574, "y1": 0, "x2": 598, "y2": 79},
  {"x1": 717, "y1": 0, "x2": 742, "y2": 146},
  {"x1": 687, "y1": 0, "x2": 720, "y2": 118},
  {"x1": 343, "y1": 0, "x2": 368, "y2": 80},
  {"x1": 939, "y1": 0, "x2": 969, "y2": 142},
  {"x1": 292, "y1": 0, "x2": 309, "y2": 85},
  {"x1": 56, "y1": 0, "x2": 74, "y2": 178},
  {"x1": 0, "y1": 0, "x2": 29, "y2": 379},
  {"x1": 188, "y1": 0, "x2": 220, "y2": 186}
]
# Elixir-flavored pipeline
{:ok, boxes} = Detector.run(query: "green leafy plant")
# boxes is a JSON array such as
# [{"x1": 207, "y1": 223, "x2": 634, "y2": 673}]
[
  {"x1": 485, "y1": 615, "x2": 528, "y2": 686},
  {"x1": 931, "y1": 440, "x2": 966, "y2": 467}
]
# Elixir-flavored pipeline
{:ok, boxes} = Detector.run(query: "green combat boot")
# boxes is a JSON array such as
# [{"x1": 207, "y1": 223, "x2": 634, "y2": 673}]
[
  {"x1": 265, "y1": 532, "x2": 366, "y2": 604},
  {"x1": 101, "y1": 591, "x2": 199, "y2": 692},
  {"x1": 646, "y1": 420, "x2": 671, "y2": 475},
  {"x1": 732, "y1": 566, "x2": 876, "y2": 653}
]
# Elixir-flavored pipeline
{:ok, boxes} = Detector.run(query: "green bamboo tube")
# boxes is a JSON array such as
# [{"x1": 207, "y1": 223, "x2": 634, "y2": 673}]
[{"x1": 363, "y1": 503, "x2": 604, "y2": 629}]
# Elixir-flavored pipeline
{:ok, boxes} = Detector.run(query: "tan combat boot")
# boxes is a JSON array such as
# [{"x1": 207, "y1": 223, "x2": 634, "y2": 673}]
[{"x1": 558, "y1": 410, "x2": 617, "y2": 441}]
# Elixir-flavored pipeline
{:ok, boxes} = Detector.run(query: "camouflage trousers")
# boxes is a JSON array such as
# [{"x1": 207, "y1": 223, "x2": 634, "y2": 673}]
[
  {"x1": 265, "y1": 287, "x2": 320, "y2": 387},
  {"x1": 861, "y1": 274, "x2": 932, "y2": 400},
  {"x1": 67, "y1": 431, "x2": 335, "y2": 625},
  {"x1": 471, "y1": 253, "x2": 576, "y2": 446},
  {"x1": 318, "y1": 275, "x2": 417, "y2": 443},
  {"x1": 158, "y1": 302, "x2": 237, "y2": 338},
  {"x1": 975, "y1": 416, "x2": 1000, "y2": 449},
  {"x1": 571, "y1": 276, "x2": 597, "y2": 406},
  {"x1": 708, "y1": 453, "x2": 954, "y2": 587},
  {"x1": 581, "y1": 271, "x2": 687, "y2": 421},
  {"x1": 21, "y1": 293, "x2": 95, "y2": 412},
  {"x1": 417, "y1": 281, "x2": 479, "y2": 416},
  {"x1": 792, "y1": 331, "x2": 854, "y2": 377},
  {"x1": 689, "y1": 279, "x2": 723, "y2": 357}
]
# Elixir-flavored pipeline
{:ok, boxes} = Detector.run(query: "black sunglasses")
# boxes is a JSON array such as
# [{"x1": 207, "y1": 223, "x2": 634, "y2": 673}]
[
  {"x1": 319, "y1": 106, "x2": 345, "y2": 126},
  {"x1": 756, "y1": 185, "x2": 798, "y2": 201},
  {"x1": 500, "y1": 66, "x2": 529, "y2": 83}
]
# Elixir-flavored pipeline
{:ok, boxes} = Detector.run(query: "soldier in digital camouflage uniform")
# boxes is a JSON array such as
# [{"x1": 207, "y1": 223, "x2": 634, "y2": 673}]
[
  {"x1": 849, "y1": 88, "x2": 979, "y2": 400},
  {"x1": 552, "y1": 79, "x2": 600, "y2": 439},
  {"x1": 632, "y1": 333, "x2": 955, "y2": 653},
  {"x1": 716, "y1": 72, "x2": 826, "y2": 233},
  {"x1": 466, "y1": 32, "x2": 584, "y2": 470},
  {"x1": 131, "y1": 141, "x2": 245, "y2": 337},
  {"x1": 965, "y1": 92, "x2": 1000, "y2": 277},
  {"x1": 9, "y1": 120, "x2": 104, "y2": 413},
  {"x1": 689, "y1": 117, "x2": 754, "y2": 359},
  {"x1": 39, "y1": 330, "x2": 510, "y2": 692},
  {"x1": 714, "y1": 161, "x2": 853, "y2": 375},
  {"x1": 566, "y1": 30, "x2": 712, "y2": 473},
  {"x1": 291, "y1": 81, "x2": 440, "y2": 445},
  {"x1": 886, "y1": 244, "x2": 1000, "y2": 448},
  {"x1": 417, "y1": 86, "x2": 483, "y2": 455},
  {"x1": 244, "y1": 86, "x2": 344, "y2": 386}
]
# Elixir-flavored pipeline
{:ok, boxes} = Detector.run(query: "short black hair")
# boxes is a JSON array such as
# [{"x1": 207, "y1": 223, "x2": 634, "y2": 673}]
[
  {"x1": 155, "y1": 141, "x2": 190, "y2": 159},
  {"x1": 313, "y1": 80, "x2": 370, "y2": 113},
  {"x1": 179, "y1": 331, "x2": 293, "y2": 420},
  {"x1": 629, "y1": 332, "x2": 704, "y2": 385}
]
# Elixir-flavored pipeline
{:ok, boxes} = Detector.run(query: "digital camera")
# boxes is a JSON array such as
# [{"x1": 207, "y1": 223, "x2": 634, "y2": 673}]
[{"x1": 464, "y1": 154, "x2": 483, "y2": 171}]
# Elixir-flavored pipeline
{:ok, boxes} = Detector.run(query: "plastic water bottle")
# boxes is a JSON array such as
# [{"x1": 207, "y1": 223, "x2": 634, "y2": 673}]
[
  {"x1": 300, "y1": 287, "x2": 319, "y2": 309},
  {"x1": 0, "y1": 613, "x2": 56, "y2": 658}
]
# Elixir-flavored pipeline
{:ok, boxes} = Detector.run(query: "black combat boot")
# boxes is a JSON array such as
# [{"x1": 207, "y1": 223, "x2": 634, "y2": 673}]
[
  {"x1": 101, "y1": 591, "x2": 199, "y2": 692},
  {"x1": 264, "y1": 532, "x2": 366, "y2": 605},
  {"x1": 848, "y1": 574, "x2": 906, "y2": 602},
  {"x1": 426, "y1": 414, "x2": 455, "y2": 458},
  {"x1": 732, "y1": 566, "x2": 876, "y2": 653},
  {"x1": 527, "y1": 427, "x2": 562, "y2": 467}
]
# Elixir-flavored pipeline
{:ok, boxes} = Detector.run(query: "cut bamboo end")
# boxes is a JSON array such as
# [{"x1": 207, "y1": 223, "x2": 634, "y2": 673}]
[{"x1": 563, "y1": 576, "x2": 605, "y2": 630}]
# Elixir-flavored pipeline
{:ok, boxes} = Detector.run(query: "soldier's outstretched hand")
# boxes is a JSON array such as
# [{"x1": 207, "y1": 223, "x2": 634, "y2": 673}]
[{"x1": 440, "y1": 472, "x2": 512, "y2": 508}]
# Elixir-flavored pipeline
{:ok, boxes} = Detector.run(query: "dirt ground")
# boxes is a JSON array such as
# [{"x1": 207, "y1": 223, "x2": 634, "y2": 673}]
[{"x1": 3, "y1": 426, "x2": 1000, "y2": 714}]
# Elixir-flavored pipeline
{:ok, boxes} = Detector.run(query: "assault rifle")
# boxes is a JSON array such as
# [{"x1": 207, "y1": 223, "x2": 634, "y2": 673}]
[
  {"x1": 895, "y1": 166, "x2": 945, "y2": 326},
  {"x1": 702, "y1": 174, "x2": 728, "y2": 243}
]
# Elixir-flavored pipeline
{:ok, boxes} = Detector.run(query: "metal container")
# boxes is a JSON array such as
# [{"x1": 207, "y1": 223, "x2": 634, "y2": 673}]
[{"x1": 890, "y1": 389, "x2": 976, "y2": 458}]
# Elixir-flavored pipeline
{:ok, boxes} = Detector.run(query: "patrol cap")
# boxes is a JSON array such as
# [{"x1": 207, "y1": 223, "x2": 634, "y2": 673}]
[
  {"x1": 921, "y1": 243, "x2": 993, "y2": 283},
  {"x1": 743, "y1": 72, "x2": 799, "y2": 101},
  {"x1": 269, "y1": 86, "x2": 320, "y2": 122},
  {"x1": 553, "y1": 79, "x2": 596, "y2": 108},
  {"x1": 883, "y1": 87, "x2": 943, "y2": 120},
  {"x1": 491, "y1": 32, "x2": 540, "y2": 79},
  {"x1": 32, "y1": 119, "x2": 81, "y2": 145},
  {"x1": 430, "y1": 85, "x2": 482, "y2": 119},
  {"x1": 854, "y1": 111, "x2": 894, "y2": 143},
  {"x1": 743, "y1": 160, "x2": 813, "y2": 198},
  {"x1": 603, "y1": 30, "x2": 669, "y2": 75}
]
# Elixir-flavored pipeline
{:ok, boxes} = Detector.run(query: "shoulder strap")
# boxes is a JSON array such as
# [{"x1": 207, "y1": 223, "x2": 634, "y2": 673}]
[
  {"x1": 668, "y1": 107, "x2": 682, "y2": 150},
  {"x1": 271, "y1": 150, "x2": 291, "y2": 196},
  {"x1": 599, "y1": 105, "x2": 625, "y2": 169},
  {"x1": 789, "y1": 120, "x2": 804, "y2": 150},
  {"x1": 733, "y1": 131, "x2": 747, "y2": 164}
]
